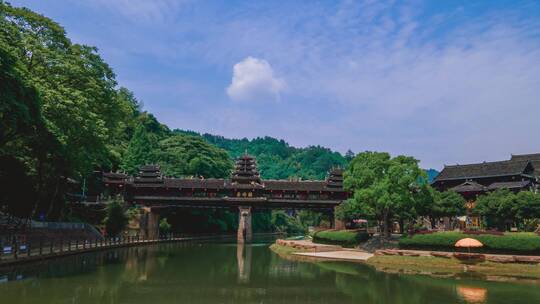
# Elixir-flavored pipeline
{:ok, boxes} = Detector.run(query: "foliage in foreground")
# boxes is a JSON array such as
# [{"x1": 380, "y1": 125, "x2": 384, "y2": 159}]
[
  {"x1": 399, "y1": 231, "x2": 540, "y2": 254},
  {"x1": 313, "y1": 230, "x2": 370, "y2": 247}
]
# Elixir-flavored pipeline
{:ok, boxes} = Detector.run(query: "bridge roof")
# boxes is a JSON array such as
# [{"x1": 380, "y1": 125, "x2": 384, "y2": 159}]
[
  {"x1": 264, "y1": 180, "x2": 327, "y2": 191},
  {"x1": 129, "y1": 177, "x2": 345, "y2": 192}
]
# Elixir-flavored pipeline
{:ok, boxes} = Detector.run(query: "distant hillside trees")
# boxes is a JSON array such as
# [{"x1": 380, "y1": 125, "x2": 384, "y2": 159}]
[{"x1": 200, "y1": 133, "x2": 349, "y2": 180}]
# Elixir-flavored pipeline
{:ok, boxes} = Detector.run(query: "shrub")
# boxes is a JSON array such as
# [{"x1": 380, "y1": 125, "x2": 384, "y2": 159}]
[
  {"x1": 313, "y1": 230, "x2": 370, "y2": 247},
  {"x1": 103, "y1": 201, "x2": 128, "y2": 237},
  {"x1": 159, "y1": 218, "x2": 172, "y2": 235},
  {"x1": 399, "y1": 231, "x2": 540, "y2": 254}
]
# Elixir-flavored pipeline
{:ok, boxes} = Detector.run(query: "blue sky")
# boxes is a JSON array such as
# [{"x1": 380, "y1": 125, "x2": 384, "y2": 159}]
[{"x1": 11, "y1": 0, "x2": 540, "y2": 169}]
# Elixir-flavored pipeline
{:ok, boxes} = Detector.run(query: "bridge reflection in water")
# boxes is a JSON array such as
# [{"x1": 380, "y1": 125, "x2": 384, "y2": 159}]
[{"x1": 236, "y1": 243, "x2": 252, "y2": 283}]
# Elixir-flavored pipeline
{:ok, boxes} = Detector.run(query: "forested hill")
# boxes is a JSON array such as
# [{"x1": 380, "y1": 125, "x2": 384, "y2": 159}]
[{"x1": 174, "y1": 130, "x2": 352, "y2": 180}]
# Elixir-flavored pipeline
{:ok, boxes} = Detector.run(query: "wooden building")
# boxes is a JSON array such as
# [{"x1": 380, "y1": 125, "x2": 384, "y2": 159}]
[{"x1": 432, "y1": 153, "x2": 539, "y2": 228}]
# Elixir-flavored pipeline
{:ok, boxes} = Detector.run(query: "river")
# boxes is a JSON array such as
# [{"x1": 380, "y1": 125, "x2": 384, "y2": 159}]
[{"x1": 0, "y1": 240, "x2": 539, "y2": 303}]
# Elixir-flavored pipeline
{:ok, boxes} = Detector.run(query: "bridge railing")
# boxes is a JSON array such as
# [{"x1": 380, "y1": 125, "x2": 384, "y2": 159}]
[{"x1": 0, "y1": 233, "x2": 239, "y2": 265}]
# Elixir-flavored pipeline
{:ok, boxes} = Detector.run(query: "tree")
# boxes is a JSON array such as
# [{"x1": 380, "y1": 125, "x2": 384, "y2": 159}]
[
  {"x1": 271, "y1": 211, "x2": 305, "y2": 234},
  {"x1": 159, "y1": 218, "x2": 171, "y2": 236},
  {"x1": 345, "y1": 149, "x2": 355, "y2": 162},
  {"x1": 1, "y1": 2, "x2": 136, "y2": 219},
  {"x1": 155, "y1": 134, "x2": 233, "y2": 178},
  {"x1": 121, "y1": 125, "x2": 157, "y2": 174},
  {"x1": 515, "y1": 191, "x2": 540, "y2": 221},
  {"x1": 431, "y1": 190, "x2": 466, "y2": 228},
  {"x1": 342, "y1": 151, "x2": 424, "y2": 237},
  {"x1": 103, "y1": 200, "x2": 128, "y2": 237},
  {"x1": 475, "y1": 189, "x2": 517, "y2": 231}
]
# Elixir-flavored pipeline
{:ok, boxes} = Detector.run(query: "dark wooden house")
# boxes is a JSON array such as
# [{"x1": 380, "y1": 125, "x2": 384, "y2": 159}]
[{"x1": 431, "y1": 153, "x2": 539, "y2": 228}]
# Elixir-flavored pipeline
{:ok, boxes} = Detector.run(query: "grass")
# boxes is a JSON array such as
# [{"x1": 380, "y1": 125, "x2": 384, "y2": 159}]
[
  {"x1": 400, "y1": 232, "x2": 540, "y2": 254},
  {"x1": 313, "y1": 229, "x2": 369, "y2": 247},
  {"x1": 367, "y1": 255, "x2": 540, "y2": 280},
  {"x1": 269, "y1": 243, "x2": 306, "y2": 256}
]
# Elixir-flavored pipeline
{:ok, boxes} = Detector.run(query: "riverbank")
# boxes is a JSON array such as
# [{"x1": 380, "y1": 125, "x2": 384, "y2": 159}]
[{"x1": 270, "y1": 239, "x2": 540, "y2": 282}]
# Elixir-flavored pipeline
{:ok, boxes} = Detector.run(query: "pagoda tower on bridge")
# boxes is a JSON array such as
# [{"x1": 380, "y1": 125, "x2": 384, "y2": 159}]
[{"x1": 231, "y1": 154, "x2": 262, "y2": 186}]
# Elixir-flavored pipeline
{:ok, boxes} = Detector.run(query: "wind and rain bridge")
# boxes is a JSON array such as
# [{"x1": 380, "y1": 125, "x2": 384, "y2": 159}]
[{"x1": 103, "y1": 154, "x2": 348, "y2": 242}]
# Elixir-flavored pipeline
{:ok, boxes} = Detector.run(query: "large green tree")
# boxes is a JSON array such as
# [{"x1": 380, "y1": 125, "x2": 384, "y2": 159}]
[
  {"x1": 1, "y1": 2, "x2": 137, "y2": 219},
  {"x1": 342, "y1": 151, "x2": 425, "y2": 237},
  {"x1": 121, "y1": 125, "x2": 158, "y2": 174},
  {"x1": 155, "y1": 135, "x2": 233, "y2": 178}
]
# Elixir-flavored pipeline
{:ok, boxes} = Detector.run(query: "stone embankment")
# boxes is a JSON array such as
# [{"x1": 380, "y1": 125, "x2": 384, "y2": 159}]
[{"x1": 375, "y1": 249, "x2": 540, "y2": 264}]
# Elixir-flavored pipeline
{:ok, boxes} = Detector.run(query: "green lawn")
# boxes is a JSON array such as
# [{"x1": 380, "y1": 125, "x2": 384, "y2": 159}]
[{"x1": 400, "y1": 232, "x2": 540, "y2": 254}]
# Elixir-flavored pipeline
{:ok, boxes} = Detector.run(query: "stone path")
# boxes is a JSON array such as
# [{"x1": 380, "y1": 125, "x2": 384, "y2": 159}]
[{"x1": 293, "y1": 250, "x2": 374, "y2": 261}]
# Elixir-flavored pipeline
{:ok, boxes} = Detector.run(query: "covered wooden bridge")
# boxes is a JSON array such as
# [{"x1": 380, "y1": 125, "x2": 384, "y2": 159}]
[{"x1": 103, "y1": 154, "x2": 348, "y2": 242}]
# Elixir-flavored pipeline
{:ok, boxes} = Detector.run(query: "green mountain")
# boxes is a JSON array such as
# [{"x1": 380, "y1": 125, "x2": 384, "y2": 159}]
[{"x1": 174, "y1": 130, "x2": 350, "y2": 180}]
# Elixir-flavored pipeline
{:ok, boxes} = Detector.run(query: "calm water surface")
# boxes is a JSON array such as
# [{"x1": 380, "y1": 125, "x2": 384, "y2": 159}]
[{"x1": 0, "y1": 241, "x2": 539, "y2": 304}]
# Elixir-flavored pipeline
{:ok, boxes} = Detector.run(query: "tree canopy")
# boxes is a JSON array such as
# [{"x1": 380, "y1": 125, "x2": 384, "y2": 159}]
[
  {"x1": 339, "y1": 151, "x2": 425, "y2": 237},
  {"x1": 475, "y1": 189, "x2": 540, "y2": 230}
]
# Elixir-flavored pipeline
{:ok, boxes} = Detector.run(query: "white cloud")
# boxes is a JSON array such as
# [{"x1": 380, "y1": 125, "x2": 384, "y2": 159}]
[{"x1": 226, "y1": 57, "x2": 285, "y2": 102}]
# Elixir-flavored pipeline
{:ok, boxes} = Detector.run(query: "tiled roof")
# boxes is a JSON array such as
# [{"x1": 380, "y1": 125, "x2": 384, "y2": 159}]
[
  {"x1": 487, "y1": 180, "x2": 531, "y2": 190},
  {"x1": 450, "y1": 181, "x2": 486, "y2": 193},
  {"x1": 510, "y1": 153, "x2": 540, "y2": 161},
  {"x1": 435, "y1": 160, "x2": 530, "y2": 181},
  {"x1": 164, "y1": 178, "x2": 227, "y2": 189},
  {"x1": 264, "y1": 180, "x2": 328, "y2": 191},
  {"x1": 511, "y1": 154, "x2": 540, "y2": 176}
]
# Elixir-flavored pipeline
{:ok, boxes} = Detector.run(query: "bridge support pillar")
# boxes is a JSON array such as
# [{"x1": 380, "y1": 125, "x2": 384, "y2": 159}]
[
  {"x1": 332, "y1": 207, "x2": 345, "y2": 230},
  {"x1": 140, "y1": 207, "x2": 160, "y2": 240},
  {"x1": 237, "y1": 206, "x2": 252, "y2": 243}
]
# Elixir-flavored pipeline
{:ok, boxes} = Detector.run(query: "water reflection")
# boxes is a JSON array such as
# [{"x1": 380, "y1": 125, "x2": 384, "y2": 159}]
[
  {"x1": 236, "y1": 243, "x2": 252, "y2": 283},
  {"x1": 0, "y1": 242, "x2": 538, "y2": 304},
  {"x1": 457, "y1": 286, "x2": 488, "y2": 303}
]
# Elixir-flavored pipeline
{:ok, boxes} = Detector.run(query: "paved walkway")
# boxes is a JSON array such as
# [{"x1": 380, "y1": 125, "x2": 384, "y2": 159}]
[{"x1": 293, "y1": 250, "x2": 374, "y2": 261}]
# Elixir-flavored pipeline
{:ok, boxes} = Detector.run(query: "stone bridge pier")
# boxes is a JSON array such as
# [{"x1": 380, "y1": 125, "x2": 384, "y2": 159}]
[
  {"x1": 139, "y1": 207, "x2": 160, "y2": 240},
  {"x1": 237, "y1": 206, "x2": 252, "y2": 243}
]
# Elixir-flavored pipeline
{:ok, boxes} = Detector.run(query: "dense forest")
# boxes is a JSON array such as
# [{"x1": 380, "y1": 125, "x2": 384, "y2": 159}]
[{"x1": 177, "y1": 130, "x2": 351, "y2": 180}]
